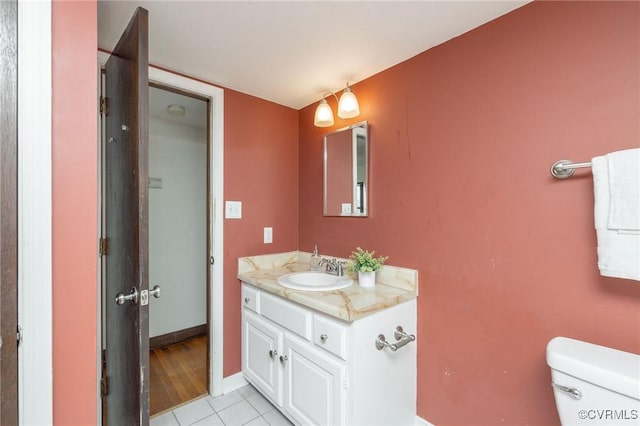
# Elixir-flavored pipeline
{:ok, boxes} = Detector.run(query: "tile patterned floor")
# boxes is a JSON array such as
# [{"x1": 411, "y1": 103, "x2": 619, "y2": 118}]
[{"x1": 150, "y1": 384, "x2": 293, "y2": 426}]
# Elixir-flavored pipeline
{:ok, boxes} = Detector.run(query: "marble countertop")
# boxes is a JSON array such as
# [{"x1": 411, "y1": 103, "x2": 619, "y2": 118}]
[{"x1": 237, "y1": 251, "x2": 418, "y2": 322}]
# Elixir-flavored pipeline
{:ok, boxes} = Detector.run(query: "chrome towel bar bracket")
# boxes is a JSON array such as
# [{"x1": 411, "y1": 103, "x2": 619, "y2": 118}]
[
  {"x1": 376, "y1": 326, "x2": 416, "y2": 351},
  {"x1": 550, "y1": 159, "x2": 593, "y2": 179}
]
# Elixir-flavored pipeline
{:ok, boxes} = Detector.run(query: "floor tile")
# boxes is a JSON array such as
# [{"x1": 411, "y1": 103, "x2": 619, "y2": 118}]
[
  {"x1": 157, "y1": 381, "x2": 292, "y2": 426},
  {"x1": 245, "y1": 393, "x2": 276, "y2": 415},
  {"x1": 244, "y1": 416, "x2": 270, "y2": 426},
  {"x1": 191, "y1": 413, "x2": 225, "y2": 426},
  {"x1": 237, "y1": 384, "x2": 259, "y2": 399},
  {"x1": 173, "y1": 397, "x2": 215, "y2": 426},
  {"x1": 208, "y1": 390, "x2": 244, "y2": 412},
  {"x1": 217, "y1": 400, "x2": 261, "y2": 426},
  {"x1": 150, "y1": 411, "x2": 180, "y2": 426},
  {"x1": 262, "y1": 409, "x2": 293, "y2": 426}
]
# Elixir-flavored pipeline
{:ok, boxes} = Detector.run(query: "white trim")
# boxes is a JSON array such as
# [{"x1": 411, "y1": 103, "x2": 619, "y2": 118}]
[
  {"x1": 147, "y1": 66, "x2": 225, "y2": 397},
  {"x1": 415, "y1": 415, "x2": 436, "y2": 426},
  {"x1": 97, "y1": 51, "x2": 225, "y2": 402},
  {"x1": 17, "y1": 1, "x2": 53, "y2": 425},
  {"x1": 221, "y1": 372, "x2": 248, "y2": 394}
]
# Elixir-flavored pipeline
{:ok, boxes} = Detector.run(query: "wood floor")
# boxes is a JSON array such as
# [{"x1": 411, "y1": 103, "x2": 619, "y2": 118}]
[{"x1": 149, "y1": 335, "x2": 208, "y2": 416}]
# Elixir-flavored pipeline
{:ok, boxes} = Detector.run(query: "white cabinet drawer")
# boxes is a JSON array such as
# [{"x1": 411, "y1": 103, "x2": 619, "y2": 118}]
[
  {"x1": 242, "y1": 284, "x2": 260, "y2": 313},
  {"x1": 261, "y1": 292, "x2": 312, "y2": 340},
  {"x1": 313, "y1": 314, "x2": 348, "y2": 360}
]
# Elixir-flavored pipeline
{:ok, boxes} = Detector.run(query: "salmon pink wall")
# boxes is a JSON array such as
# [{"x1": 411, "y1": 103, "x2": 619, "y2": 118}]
[
  {"x1": 223, "y1": 89, "x2": 299, "y2": 376},
  {"x1": 52, "y1": 1, "x2": 98, "y2": 424},
  {"x1": 299, "y1": 2, "x2": 640, "y2": 425}
]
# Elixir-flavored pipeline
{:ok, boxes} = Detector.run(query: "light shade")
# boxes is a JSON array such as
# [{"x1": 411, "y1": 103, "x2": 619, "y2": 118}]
[
  {"x1": 314, "y1": 98, "x2": 334, "y2": 127},
  {"x1": 167, "y1": 104, "x2": 186, "y2": 116},
  {"x1": 337, "y1": 85, "x2": 360, "y2": 119}
]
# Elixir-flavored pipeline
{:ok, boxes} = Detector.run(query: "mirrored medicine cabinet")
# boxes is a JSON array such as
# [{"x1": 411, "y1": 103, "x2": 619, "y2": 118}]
[{"x1": 323, "y1": 121, "x2": 368, "y2": 217}]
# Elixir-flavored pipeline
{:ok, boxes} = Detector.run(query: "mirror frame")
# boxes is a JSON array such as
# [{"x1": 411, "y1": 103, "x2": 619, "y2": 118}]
[{"x1": 323, "y1": 121, "x2": 368, "y2": 217}]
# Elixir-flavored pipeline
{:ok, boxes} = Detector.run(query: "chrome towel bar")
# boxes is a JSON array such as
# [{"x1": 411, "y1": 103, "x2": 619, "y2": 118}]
[
  {"x1": 550, "y1": 159, "x2": 592, "y2": 179},
  {"x1": 375, "y1": 326, "x2": 415, "y2": 352}
]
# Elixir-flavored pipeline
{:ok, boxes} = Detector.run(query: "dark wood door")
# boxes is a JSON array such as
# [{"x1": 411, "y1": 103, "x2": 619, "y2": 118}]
[
  {"x1": 0, "y1": 0, "x2": 18, "y2": 424},
  {"x1": 103, "y1": 7, "x2": 150, "y2": 425}
]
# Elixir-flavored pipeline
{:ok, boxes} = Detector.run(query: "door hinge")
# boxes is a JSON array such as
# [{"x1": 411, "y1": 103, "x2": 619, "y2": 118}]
[
  {"x1": 17, "y1": 325, "x2": 22, "y2": 347},
  {"x1": 101, "y1": 376, "x2": 109, "y2": 397},
  {"x1": 100, "y1": 96, "x2": 109, "y2": 116},
  {"x1": 101, "y1": 349, "x2": 108, "y2": 397},
  {"x1": 343, "y1": 376, "x2": 350, "y2": 390},
  {"x1": 99, "y1": 238, "x2": 108, "y2": 256}
]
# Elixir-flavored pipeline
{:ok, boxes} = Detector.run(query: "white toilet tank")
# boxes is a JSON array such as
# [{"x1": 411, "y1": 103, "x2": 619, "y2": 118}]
[{"x1": 546, "y1": 337, "x2": 640, "y2": 426}]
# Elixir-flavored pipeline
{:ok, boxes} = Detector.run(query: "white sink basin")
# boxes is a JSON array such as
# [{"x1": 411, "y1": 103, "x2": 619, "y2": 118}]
[{"x1": 277, "y1": 271, "x2": 353, "y2": 292}]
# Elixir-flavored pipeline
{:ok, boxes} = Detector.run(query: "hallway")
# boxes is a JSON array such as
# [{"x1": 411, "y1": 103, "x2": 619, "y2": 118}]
[{"x1": 150, "y1": 335, "x2": 208, "y2": 416}]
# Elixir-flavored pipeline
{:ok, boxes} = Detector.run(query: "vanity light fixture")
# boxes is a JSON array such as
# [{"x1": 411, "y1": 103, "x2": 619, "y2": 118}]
[
  {"x1": 314, "y1": 97, "x2": 335, "y2": 127},
  {"x1": 337, "y1": 83, "x2": 360, "y2": 119},
  {"x1": 313, "y1": 83, "x2": 360, "y2": 127}
]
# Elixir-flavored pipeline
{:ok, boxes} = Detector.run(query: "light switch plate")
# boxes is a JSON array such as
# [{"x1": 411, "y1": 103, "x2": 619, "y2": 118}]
[
  {"x1": 225, "y1": 201, "x2": 242, "y2": 219},
  {"x1": 341, "y1": 203, "x2": 352, "y2": 214},
  {"x1": 148, "y1": 177, "x2": 162, "y2": 189},
  {"x1": 264, "y1": 227, "x2": 273, "y2": 244}
]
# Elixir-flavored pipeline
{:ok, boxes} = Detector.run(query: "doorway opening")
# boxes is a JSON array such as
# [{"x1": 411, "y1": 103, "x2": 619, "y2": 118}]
[{"x1": 147, "y1": 84, "x2": 209, "y2": 415}]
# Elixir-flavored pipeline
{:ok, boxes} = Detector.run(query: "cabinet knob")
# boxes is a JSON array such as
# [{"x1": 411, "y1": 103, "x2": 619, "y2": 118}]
[
  {"x1": 269, "y1": 349, "x2": 278, "y2": 359},
  {"x1": 320, "y1": 333, "x2": 328, "y2": 343},
  {"x1": 279, "y1": 355, "x2": 288, "y2": 364},
  {"x1": 244, "y1": 297, "x2": 250, "y2": 304}
]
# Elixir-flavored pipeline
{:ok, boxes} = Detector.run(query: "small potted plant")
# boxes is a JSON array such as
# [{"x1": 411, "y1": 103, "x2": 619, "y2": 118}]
[{"x1": 347, "y1": 247, "x2": 388, "y2": 288}]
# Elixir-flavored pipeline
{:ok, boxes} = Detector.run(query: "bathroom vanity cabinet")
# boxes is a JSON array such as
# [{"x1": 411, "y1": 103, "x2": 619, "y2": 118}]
[{"x1": 241, "y1": 283, "x2": 417, "y2": 426}]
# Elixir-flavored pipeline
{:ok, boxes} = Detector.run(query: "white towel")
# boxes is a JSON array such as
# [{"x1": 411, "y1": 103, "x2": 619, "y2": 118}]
[{"x1": 592, "y1": 148, "x2": 640, "y2": 281}]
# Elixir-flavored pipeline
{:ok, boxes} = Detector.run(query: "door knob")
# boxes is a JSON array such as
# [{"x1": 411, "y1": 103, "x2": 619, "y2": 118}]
[
  {"x1": 149, "y1": 285, "x2": 161, "y2": 298},
  {"x1": 115, "y1": 287, "x2": 138, "y2": 305},
  {"x1": 269, "y1": 350, "x2": 278, "y2": 359},
  {"x1": 279, "y1": 355, "x2": 288, "y2": 364}
]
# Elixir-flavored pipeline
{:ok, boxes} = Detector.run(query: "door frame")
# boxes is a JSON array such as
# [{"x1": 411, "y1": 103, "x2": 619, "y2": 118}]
[
  {"x1": 1, "y1": 0, "x2": 19, "y2": 424},
  {"x1": 17, "y1": 1, "x2": 53, "y2": 425},
  {"x1": 97, "y1": 51, "x2": 225, "y2": 407}
]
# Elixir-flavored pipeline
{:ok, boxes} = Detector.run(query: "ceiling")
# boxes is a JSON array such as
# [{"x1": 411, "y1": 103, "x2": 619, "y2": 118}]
[{"x1": 98, "y1": 1, "x2": 530, "y2": 110}]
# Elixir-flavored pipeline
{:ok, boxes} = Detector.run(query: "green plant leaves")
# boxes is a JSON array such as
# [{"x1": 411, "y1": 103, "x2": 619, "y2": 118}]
[{"x1": 347, "y1": 247, "x2": 388, "y2": 272}]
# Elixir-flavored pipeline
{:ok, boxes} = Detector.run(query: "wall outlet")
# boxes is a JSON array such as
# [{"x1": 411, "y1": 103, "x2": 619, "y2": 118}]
[
  {"x1": 341, "y1": 203, "x2": 352, "y2": 214},
  {"x1": 225, "y1": 201, "x2": 242, "y2": 219},
  {"x1": 148, "y1": 177, "x2": 163, "y2": 189},
  {"x1": 264, "y1": 227, "x2": 273, "y2": 244}
]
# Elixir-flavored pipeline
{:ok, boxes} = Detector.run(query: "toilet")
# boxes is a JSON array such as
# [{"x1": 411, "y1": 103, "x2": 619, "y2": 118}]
[{"x1": 546, "y1": 337, "x2": 640, "y2": 425}]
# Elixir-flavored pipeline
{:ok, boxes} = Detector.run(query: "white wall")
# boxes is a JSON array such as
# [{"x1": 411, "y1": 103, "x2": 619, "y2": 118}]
[{"x1": 149, "y1": 117, "x2": 207, "y2": 338}]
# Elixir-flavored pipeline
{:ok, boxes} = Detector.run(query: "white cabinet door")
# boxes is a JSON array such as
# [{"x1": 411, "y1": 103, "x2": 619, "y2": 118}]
[
  {"x1": 282, "y1": 334, "x2": 345, "y2": 426},
  {"x1": 243, "y1": 310, "x2": 283, "y2": 405}
]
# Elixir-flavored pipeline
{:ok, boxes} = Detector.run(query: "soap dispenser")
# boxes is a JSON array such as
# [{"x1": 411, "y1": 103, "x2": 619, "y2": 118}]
[{"x1": 310, "y1": 244, "x2": 321, "y2": 271}]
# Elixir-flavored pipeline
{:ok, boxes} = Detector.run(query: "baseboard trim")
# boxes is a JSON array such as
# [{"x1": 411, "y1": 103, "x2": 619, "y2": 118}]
[
  {"x1": 415, "y1": 415, "x2": 435, "y2": 426},
  {"x1": 149, "y1": 324, "x2": 207, "y2": 350}
]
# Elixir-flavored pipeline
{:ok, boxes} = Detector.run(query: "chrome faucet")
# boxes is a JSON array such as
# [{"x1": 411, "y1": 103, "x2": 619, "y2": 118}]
[{"x1": 319, "y1": 258, "x2": 346, "y2": 277}]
